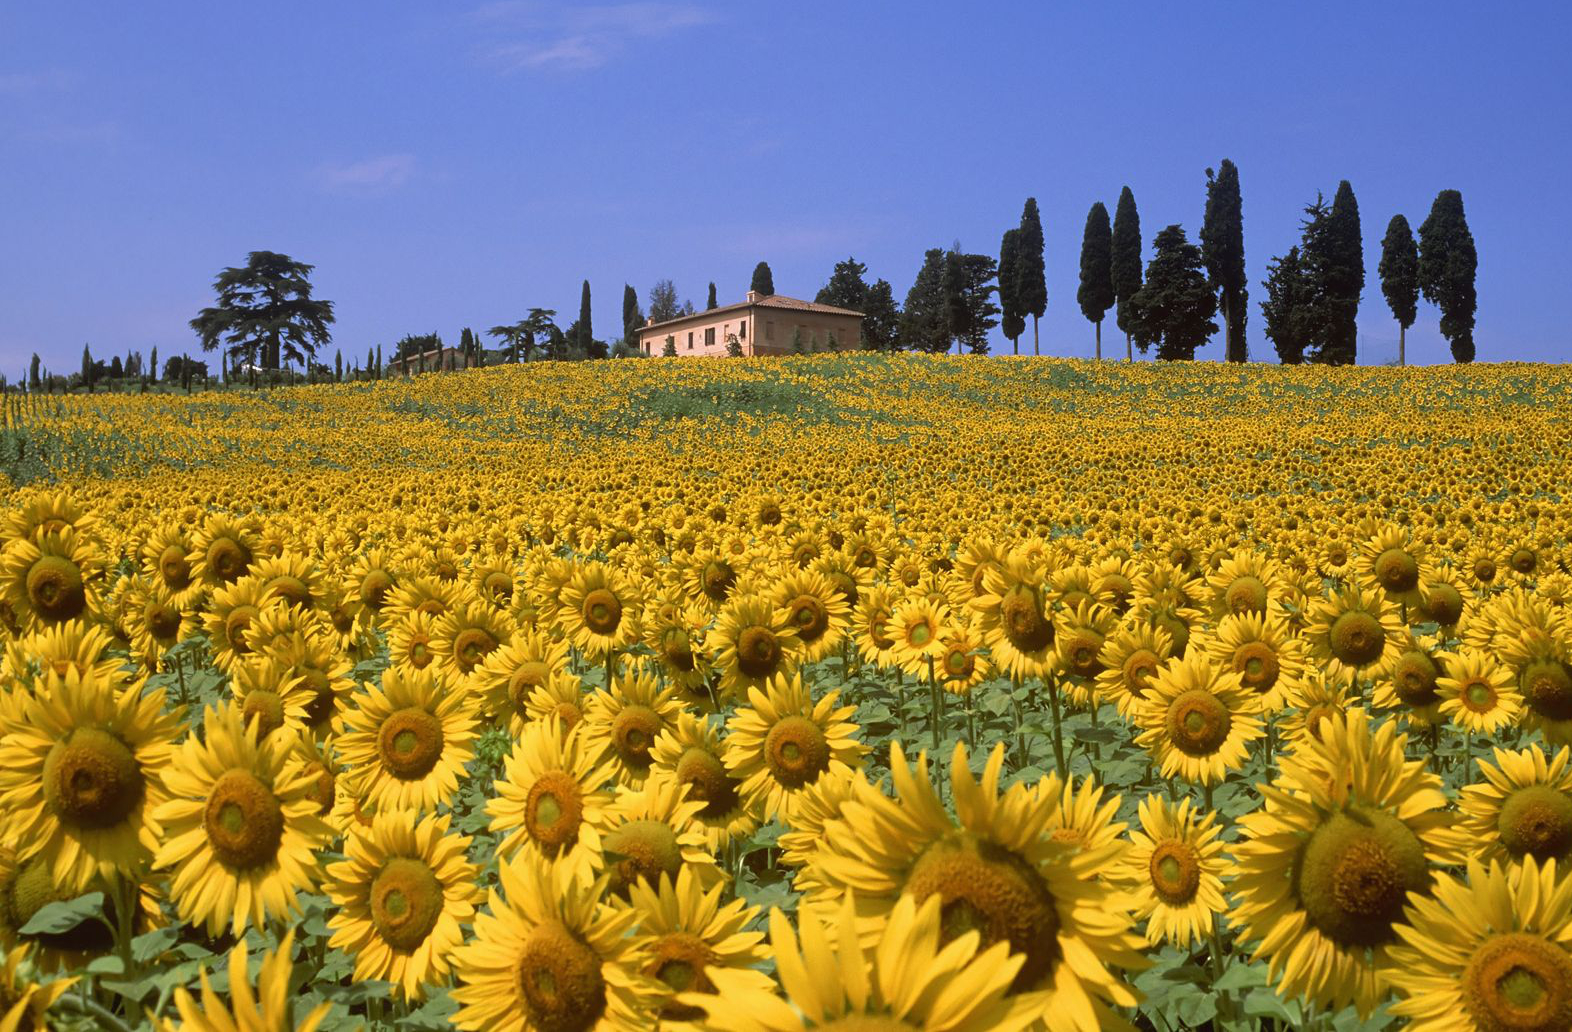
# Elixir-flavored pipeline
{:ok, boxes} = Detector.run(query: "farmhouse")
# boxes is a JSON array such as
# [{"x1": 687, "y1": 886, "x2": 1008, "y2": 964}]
[
  {"x1": 637, "y1": 290, "x2": 864, "y2": 357},
  {"x1": 386, "y1": 345, "x2": 475, "y2": 376}
]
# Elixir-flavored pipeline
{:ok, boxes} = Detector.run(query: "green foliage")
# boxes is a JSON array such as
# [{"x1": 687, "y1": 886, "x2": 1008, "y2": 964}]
[
  {"x1": 1015, "y1": 197, "x2": 1047, "y2": 353},
  {"x1": 1128, "y1": 225, "x2": 1218, "y2": 360},
  {"x1": 1261, "y1": 246, "x2": 1312, "y2": 365},
  {"x1": 622, "y1": 283, "x2": 643, "y2": 351},
  {"x1": 900, "y1": 248, "x2": 951, "y2": 353},
  {"x1": 1111, "y1": 186, "x2": 1143, "y2": 350},
  {"x1": 860, "y1": 279, "x2": 900, "y2": 352},
  {"x1": 1077, "y1": 202, "x2": 1115, "y2": 347},
  {"x1": 1202, "y1": 160, "x2": 1249, "y2": 362},
  {"x1": 1418, "y1": 190, "x2": 1478, "y2": 363},
  {"x1": 815, "y1": 257, "x2": 871, "y2": 312},
  {"x1": 998, "y1": 228, "x2": 1025, "y2": 351},
  {"x1": 750, "y1": 261, "x2": 775, "y2": 297},
  {"x1": 706, "y1": 281, "x2": 717, "y2": 310},
  {"x1": 1379, "y1": 214, "x2": 1420, "y2": 331},
  {"x1": 189, "y1": 251, "x2": 335, "y2": 372}
]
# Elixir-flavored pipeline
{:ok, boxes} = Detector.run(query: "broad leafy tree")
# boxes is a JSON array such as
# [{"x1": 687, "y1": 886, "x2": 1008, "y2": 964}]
[
  {"x1": 1015, "y1": 198, "x2": 1047, "y2": 354},
  {"x1": 190, "y1": 251, "x2": 334, "y2": 385},
  {"x1": 1261, "y1": 246, "x2": 1311, "y2": 364},
  {"x1": 1418, "y1": 189, "x2": 1478, "y2": 363},
  {"x1": 1202, "y1": 160, "x2": 1248, "y2": 362},
  {"x1": 1111, "y1": 186, "x2": 1143, "y2": 361},
  {"x1": 1378, "y1": 214, "x2": 1419, "y2": 365},
  {"x1": 1077, "y1": 202, "x2": 1114, "y2": 359},
  {"x1": 1128, "y1": 225, "x2": 1217, "y2": 361}
]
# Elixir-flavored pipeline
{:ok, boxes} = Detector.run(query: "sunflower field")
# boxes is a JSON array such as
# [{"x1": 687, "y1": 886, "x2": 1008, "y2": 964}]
[{"x1": 1, "y1": 353, "x2": 1571, "y2": 1032}]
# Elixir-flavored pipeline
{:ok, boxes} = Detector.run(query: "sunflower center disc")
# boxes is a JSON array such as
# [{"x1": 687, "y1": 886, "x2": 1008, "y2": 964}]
[
  {"x1": 377, "y1": 707, "x2": 445, "y2": 780},
  {"x1": 999, "y1": 586, "x2": 1053, "y2": 653},
  {"x1": 268, "y1": 575, "x2": 311, "y2": 609},
  {"x1": 159, "y1": 545, "x2": 192, "y2": 589},
  {"x1": 42, "y1": 728, "x2": 145, "y2": 830},
  {"x1": 1465, "y1": 681, "x2": 1498, "y2": 712},
  {"x1": 1166, "y1": 690, "x2": 1232, "y2": 757},
  {"x1": 1475, "y1": 559, "x2": 1498, "y2": 583},
  {"x1": 484, "y1": 572, "x2": 513, "y2": 602},
  {"x1": 27, "y1": 555, "x2": 86, "y2": 622},
  {"x1": 1123, "y1": 649, "x2": 1160, "y2": 698},
  {"x1": 582, "y1": 589, "x2": 622, "y2": 636},
  {"x1": 515, "y1": 920, "x2": 606, "y2": 1032},
  {"x1": 508, "y1": 662, "x2": 551, "y2": 713},
  {"x1": 944, "y1": 649, "x2": 973, "y2": 679},
  {"x1": 1424, "y1": 584, "x2": 1465, "y2": 626},
  {"x1": 202, "y1": 769, "x2": 285, "y2": 870},
  {"x1": 659, "y1": 629, "x2": 695, "y2": 672},
  {"x1": 454, "y1": 628, "x2": 497, "y2": 672},
  {"x1": 905, "y1": 835, "x2": 1061, "y2": 993},
  {"x1": 1511, "y1": 549, "x2": 1538, "y2": 574},
  {"x1": 1149, "y1": 841, "x2": 1202, "y2": 905},
  {"x1": 908, "y1": 621, "x2": 932, "y2": 647},
  {"x1": 700, "y1": 562, "x2": 735, "y2": 603},
  {"x1": 1461, "y1": 932, "x2": 1572, "y2": 1032},
  {"x1": 764, "y1": 716, "x2": 830, "y2": 789},
  {"x1": 1374, "y1": 548, "x2": 1420, "y2": 593},
  {"x1": 604, "y1": 818, "x2": 681, "y2": 895},
  {"x1": 1499, "y1": 786, "x2": 1572, "y2": 862},
  {"x1": 242, "y1": 690, "x2": 286, "y2": 739},
  {"x1": 646, "y1": 931, "x2": 719, "y2": 1021},
  {"x1": 209, "y1": 538, "x2": 251, "y2": 583},
  {"x1": 145, "y1": 601, "x2": 182, "y2": 640},
  {"x1": 1066, "y1": 631, "x2": 1104, "y2": 678},
  {"x1": 735, "y1": 626, "x2": 782, "y2": 678},
  {"x1": 524, "y1": 771, "x2": 585, "y2": 850},
  {"x1": 370, "y1": 856, "x2": 444, "y2": 951},
  {"x1": 1233, "y1": 642, "x2": 1280, "y2": 692},
  {"x1": 360, "y1": 570, "x2": 394, "y2": 609},
  {"x1": 303, "y1": 761, "x2": 335, "y2": 815},
  {"x1": 789, "y1": 595, "x2": 828, "y2": 643},
  {"x1": 1391, "y1": 650, "x2": 1440, "y2": 707},
  {"x1": 1521, "y1": 661, "x2": 1572, "y2": 722},
  {"x1": 1329, "y1": 611, "x2": 1385, "y2": 667},
  {"x1": 612, "y1": 705, "x2": 661, "y2": 769},
  {"x1": 1297, "y1": 809, "x2": 1428, "y2": 948},
  {"x1": 675, "y1": 747, "x2": 738, "y2": 818},
  {"x1": 1225, "y1": 576, "x2": 1269, "y2": 614},
  {"x1": 224, "y1": 605, "x2": 259, "y2": 655}
]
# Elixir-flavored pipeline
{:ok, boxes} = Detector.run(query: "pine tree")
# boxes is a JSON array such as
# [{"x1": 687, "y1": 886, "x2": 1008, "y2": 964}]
[
  {"x1": 1077, "y1": 202, "x2": 1115, "y2": 359},
  {"x1": 1261, "y1": 246, "x2": 1311, "y2": 365},
  {"x1": 815, "y1": 258, "x2": 871, "y2": 311},
  {"x1": 1015, "y1": 198, "x2": 1047, "y2": 354},
  {"x1": 622, "y1": 284, "x2": 642, "y2": 353},
  {"x1": 1111, "y1": 186, "x2": 1143, "y2": 361},
  {"x1": 1202, "y1": 160, "x2": 1248, "y2": 362},
  {"x1": 900, "y1": 249, "x2": 950, "y2": 353},
  {"x1": 1378, "y1": 214, "x2": 1419, "y2": 366},
  {"x1": 1128, "y1": 225, "x2": 1217, "y2": 361},
  {"x1": 706, "y1": 282, "x2": 717, "y2": 310},
  {"x1": 862, "y1": 280, "x2": 899, "y2": 351},
  {"x1": 750, "y1": 262, "x2": 775, "y2": 297},
  {"x1": 1418, "y1": 190, "x2": 1478, "y2": 363},
  {"x1": 998, "y1": 228, "x2": 1024, "y2": 353}
]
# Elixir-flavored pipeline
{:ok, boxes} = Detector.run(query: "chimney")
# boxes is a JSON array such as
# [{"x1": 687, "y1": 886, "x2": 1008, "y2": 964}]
[
  {"x1": 745, "y1": 290, "x2": 759, "y2": 303},
  {"x1": 645, "y1": 316, "x2": 654, "y2": 326}
]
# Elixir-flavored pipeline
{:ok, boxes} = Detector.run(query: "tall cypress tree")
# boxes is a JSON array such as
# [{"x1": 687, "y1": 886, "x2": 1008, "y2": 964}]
[
  {"x1": 1320, "y1": 180, "x2": 1364, "y2": 365},
  {"x1": 998, "y1": 228, "x2": 1024, "y2": 353},
  {"x1": 82, "y1": 344, "x2": 93, "y2": 393},
  {"x1": 1077, "y1": 202, "x2": 1115, "y2": 360},
  {"x1": 706, "y1": 282, "x2": 717, "y2": 310},
  {"x1": 942, "y1": 250, "x2": 970, "y2": 356},
  {"x1": 1378, "y1": 214, "x2": 1419, "y2": 366},
  {"x1": 1110, "y1": 186, "x2": 1143, "y2": 361},
  {"x1": 1128, "y1": 225, "x2": 1217, "y2": 361},
  {"x1": 1015, "y1": 198, "x2": 1047, "y2": 354},
  {"x1": 750, "y1": 262, "x2": 774, "y2": 296},
  {"x1": 1201, "y1": 160, "x2": 1248, "y2": 362},
  {"x1": 1418, "y1": 190, "x2": 1478, "y2": 363},
  {"x1": 577, "y1": 280, "x2": 594, "y2": 356},
  {"x1": 622, "y1": 284, "x2": 642, "y2": 353}
]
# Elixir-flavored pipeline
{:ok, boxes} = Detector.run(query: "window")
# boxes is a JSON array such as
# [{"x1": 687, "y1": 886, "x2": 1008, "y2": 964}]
[
  {"x1": 705, "y1": 327, "x2": 715, "y2": 347},
  {"x1": 688, "y1": 332, "x2": 694, "y2": 350},
  {"x1": 740, "y1": 320, "x2": 747, "y2": 340}
]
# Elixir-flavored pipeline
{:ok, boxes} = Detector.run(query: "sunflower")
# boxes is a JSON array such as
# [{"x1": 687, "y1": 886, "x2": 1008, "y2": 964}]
[
  {"x1": 1358, "y1": 524, "x2": 1436, "y2": 610},
  {"x1": 639, "y1": 599, "x2": 713, "y2": 698},
  {"x1": 251, "y1": 551, "x2": 326, "y2": 613},
  {"x1": 1385, "y1": 856, "x2": 1572, "y2": 1032},
  {"x1": 1278, "y1": 668, "x2": 1361, "y2": 750},
  {"x1": 1095, "y1": 620, "x2": 1176, "y2": 720},
  {"x1": 1417, "y1": 564, "x2": 1472, "y2": 630},
  {"x1": 381, "y1": 575, "x2": 461, "y2": 627},
  {"x1": 348, "y1": 549, "x2": 401, "y2": 618},
  {"x1": 724, "y1": 674, "x2": 866, "y2": 824},
  {"x1": 202, "y1": 577, "x2": 272, "y2": 673},
  {"x1": 140, "y1": 522, "x2": 203, "y2": 609},
  {"x1": 1437, "y1": 647, "x2": 1522, "y2": 735},
  {"x1": 123, "y1": 578, "x2": 189, "y2": 674},
  {"x1": 763, "y1": 569, "x2": 848, "y2": 666},
  {"x1": 474, "y1": 627, "x2": 576, "y2": 735},
  {"x1": 1206, "y1": 549, "x2": 1283, "y2": 619},
  {"x1": 935, "y1": 619, "x2": 993, "y2": 696},
  {"x1": 432, "y1": 599, "x2": 514, "y2": 687},
  {"x1": 0, "y1": 943, "x2": 75, "y2": 1032},
  {"x1": 799, "y1": 741, "x2": 1144, "y2": 1030},
  {"x1": 598, "y1": 772, "x2": 717, "y2": 897},
  {"x1": 851, "y1": 584, "x2": 899, "y2": 668},
  {"x1": 324, "y1": 810, "x2": 482, "y2": 1000},
  {"x1": 559, "y1": 562, "x2": 643, "y2": 660},
  {"x1": 189, "y1": 514, "x2": 258, "y2": 590},
  {"x1": 775, "y1": 766, "x2": 862, "y2": 873},
  {"x1": 617, "y1": 866, "x2": 772, "y2": 1026},
  {"x1": 1303, "y1": 583, "x2": 1408, "y2": 684},
  {"x1": 649, "y1": 712, "x2": 756, "y2": 850},
  {"x1": 1372, "y1": 634, "x2": 1445, "y2": 724},
  {"x1": 1496, "y1": 627, "x2": 1572, "y2": 746},
  {"x1": 1123, "y1": 794, "x2": 1227, "y2": 948},
  {"x1": 153, "y1": 701, "x2": 332, "y2": 936},
  {"x1": 579, "y1": 668, "x2": 685, "y2": 787},
  {"x1": 707, "y1": 593, "x2": 800, "y2": 698},
  {"x1": 228, "y1": 656, "x2": 313, "y2": 741},
  {"x1": 687, "y1": 892, "x2": 1042, "y2": 1032},
  {"x1": 1459, "y1": 744, "x2": 1572, "y2": 867},
  {"x1": 1132, "y1": 652, "x2": 1264, "y2": 787},
  {"x1": 1, "y1": 618, "x2": 120, "y2": 691},
  {"x1": 884, "y1": 594, "x2": 949, "y2": 677},
  {"x1": 386, "y1": 610, "x2": 443, "y2": 679},
  {"x1": 972, "y1": 554, "x2": 1058, "y2": 681},
  {"x1": 1201, "y1": 607, "x2": 1305, "y2": 713},
  {"x1": 159, "y1": 929, "x2": 330, "y2": 1032},
  {"x1": 265, "y1": 627, "x2": 356, "y2": 737},
  {"x1": 1053, "y1": 599, "x2": 1117, "y2": 702},
  {"x1": 1230, "y1": 708, "x2": 1468, "y2": 1016},
  {"x1": 449, "y1": 852, "x2": 661, "y2": 1032},
  {"x1": 335, "y1": 665, "x2": 479, "y2": 813},
  {"x1": 0, "y1": 530, "x2": 102, "y2": 631},
  {"x1": 487, "y1": 717, "x2": 615, "y2": 885},
  {"x1": 0, "y1": 489, "x2": 99, "y2": 547},
  {"x1": 0, "y1": 667, "x2": 180, "y2": 892},
  {"x1": 1317, "y1": 538, "x2": 1356, "y2": 581}
]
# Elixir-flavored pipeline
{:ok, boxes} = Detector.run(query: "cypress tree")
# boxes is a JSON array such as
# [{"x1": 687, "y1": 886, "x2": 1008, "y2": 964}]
[
  {"x1": 28, "y1": 354, "x2": 40, "y2": 390},
  {"x1": 1202, "y1": 160, "x2": 1248, "y2": 362},
  {"x1": 706, "y1": 282, "x2": 717, "y2": 310},
  {"x1": 1319, "y1": 180, "x2": 1364, "y2": 365},
  {"x1": 1128, "y1": 225, "x2": 1217, "y2": 361},
  {"x1": 1261, "y1": 246, "x2": 1311, "y2": 365},
  {"x1": 750, "y1": 262, "x2": 774, "y2": 297},
  {"x1": 1015, "y1": 198, "x2": 1047, "y2": 354},
  {"x1": 335, "y1": 349, "x2": 343, "y2": 381},
  {"x1": 1418, "y1": 190, "x2": 1478, "y2": 363},
  {"x1": 1077, "y1": 202, "x2": 1115, "y2": 359},
  {"x1": 998, "y1": 228, "x2": 1024, "y2": 353},
  {"x1": 149, "y1": 346, "x2": 158, "y2": 387},
  {"x1": 1378, "y1": 214, "x2": 1419, "y2": 366},
  {"x1": 82, "y1": 344, "x2": 93, "y2": 393},
  {"x1": 366, "y1": 346, "x2": 374, "y2": 379},
  {"x1": 942, "y1": 250, "x2": 969, "y2": 355},
  {"x1": 622, "y1": 284, "x2": 642, "y2": 353},
  {"x1": 578, "y1": 280, "x2": 593, "y2": 356},
  {"x1": 1110, "y1": 186, "x2": 1143, "y2": 361}
]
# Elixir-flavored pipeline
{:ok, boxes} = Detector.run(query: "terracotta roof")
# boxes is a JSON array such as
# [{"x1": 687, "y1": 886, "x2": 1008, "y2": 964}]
[{"x1": 638, "y1": 294, "x2": 863, "y2": 335}]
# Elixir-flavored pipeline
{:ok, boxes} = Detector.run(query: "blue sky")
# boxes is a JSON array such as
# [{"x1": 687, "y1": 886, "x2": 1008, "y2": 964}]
[{"x1": 1, "y1": 1, "x2": 1567, "y2": 371}]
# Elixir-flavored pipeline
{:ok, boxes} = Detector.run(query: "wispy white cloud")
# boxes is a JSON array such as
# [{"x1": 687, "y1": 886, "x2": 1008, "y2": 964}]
[
  {"x1": 471, "y1": 2, "x2": 715, "y2": 73},
  {"x1": 316, "y1": 154, "x2": 417, "y2": 195}
]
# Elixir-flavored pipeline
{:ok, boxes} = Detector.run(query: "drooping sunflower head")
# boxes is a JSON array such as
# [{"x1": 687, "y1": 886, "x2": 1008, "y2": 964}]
[
  {"x1": 649, "y1": 711, "x2": 755, "y2": 851},
  {"x1": 1460, "y1": 744, "x2": 1572, "y2": 867},
  {"x1": 1054, "y1": 599, "x2": 1117, "y2": 684},
  {"x1": 599, "y1": 772, "x2": 716, "y2": 898}
]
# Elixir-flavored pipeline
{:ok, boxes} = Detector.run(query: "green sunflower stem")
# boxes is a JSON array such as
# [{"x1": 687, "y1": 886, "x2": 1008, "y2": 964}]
[
  {"x1": 1045, "y1": 672, "x2": 1066, "y2": 778},
  {"x1": 927, "y1": 656, "x2": 941, "y2": 753}
]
